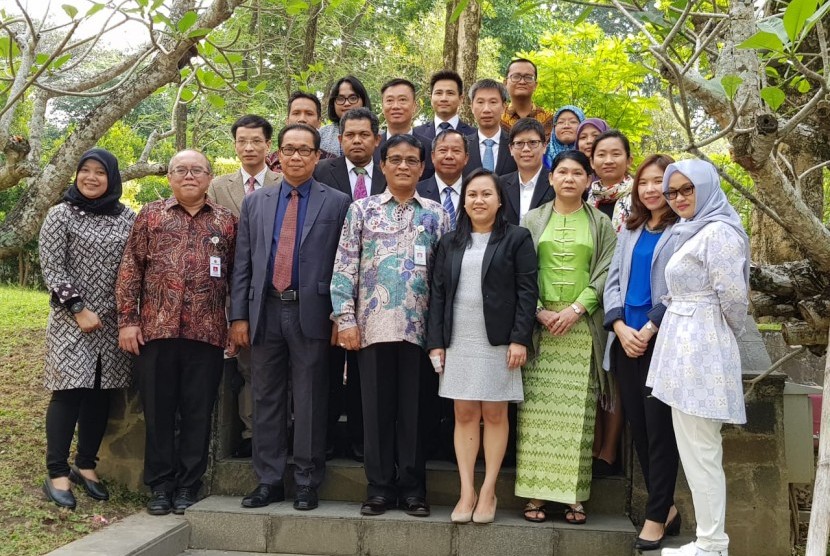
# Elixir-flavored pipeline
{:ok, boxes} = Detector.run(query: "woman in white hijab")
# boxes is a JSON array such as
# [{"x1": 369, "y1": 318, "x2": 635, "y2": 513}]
[{"x1": 647, "y1": 159, "x2": 748, "y2": 556}]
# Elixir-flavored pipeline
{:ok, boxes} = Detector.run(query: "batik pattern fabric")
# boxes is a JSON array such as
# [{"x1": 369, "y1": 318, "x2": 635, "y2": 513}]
[
  {"x1": 501, "y1": 103, "x2": 554, "y2": 140},
  {"x1": 587, "y1": 176, "x2": 633, "y2": 233},
  {"x1": 331, "y1": 190, "x2": 450, "y2": 349},
  {"x1": 39, "y1": 203, "x2": 136, "y2": 390}
]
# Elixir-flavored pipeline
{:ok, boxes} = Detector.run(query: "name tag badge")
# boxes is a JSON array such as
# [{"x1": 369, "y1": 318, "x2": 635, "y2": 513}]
[
  {"x1": 414, "y1": 245, "x2": 427, "y2": 266},
  {"x1": 210, "y1": 256, "x2": 221, "y2": 277}
]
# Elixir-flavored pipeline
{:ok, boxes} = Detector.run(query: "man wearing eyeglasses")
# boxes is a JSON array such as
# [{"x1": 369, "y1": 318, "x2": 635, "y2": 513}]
[
  {"x1": 208, "y1": 115, "x2": 281, "y2": 460},
  {"x1": 499, "y1": 118, "x2": 555, "y2": 225},
  {"x1": 230, "y1": 123, "x2": 350, "y2": 512},
  {"x1": 501, "y1": 58, "x2": 554, "y2": 142},
  {"x1": 116, "y1": 150, "x2": 237, "y2": 516},
  {"x1": 332, "y1": 134, "x2": 451, "y2": 518}
]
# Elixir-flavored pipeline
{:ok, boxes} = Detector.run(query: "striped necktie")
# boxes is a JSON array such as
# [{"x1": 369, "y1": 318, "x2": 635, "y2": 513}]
[{"x1": 442, "y1": 187, "x2": 457, "y2": 230}]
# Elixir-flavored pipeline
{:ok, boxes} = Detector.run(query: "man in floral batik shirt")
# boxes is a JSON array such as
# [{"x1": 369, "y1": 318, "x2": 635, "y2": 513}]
[{"x1": 331, "y1": 134, "x2": 450, "y2": 519}]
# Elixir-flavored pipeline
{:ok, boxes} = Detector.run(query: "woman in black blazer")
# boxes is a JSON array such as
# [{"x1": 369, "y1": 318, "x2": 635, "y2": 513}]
[{"x1": 427, "y1": 169, "x2": 538, "y2": 524}]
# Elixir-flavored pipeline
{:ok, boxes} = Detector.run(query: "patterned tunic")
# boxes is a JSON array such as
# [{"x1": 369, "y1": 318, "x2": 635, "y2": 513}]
[
  {"x1": 116, "y1": 198, "x2": 237, "y2": 349},
  {"x1": 331, "y1": 190, "x2": 450, "y2": 348},
  {"x1": 647, "y1": 222, "x2": 748, "y2": 424},
  {"x1": 501, "y1": 103, "x2": 554, "y2": 141},
  {"x1": 39, "y1": 203, "x2": 135, "y2": 390}
]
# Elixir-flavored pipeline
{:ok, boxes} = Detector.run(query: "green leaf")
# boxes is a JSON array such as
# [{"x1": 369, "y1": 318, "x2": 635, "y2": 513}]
[
  {"x1": 254, "y1": 81, "x2": 268, "y2": 93},
  {"x1": 179, "y1": 88, "x2": 196, "y2": 102},
  {"x1": 153, "y1": 13, "x2": 171, "y2": 26},
  {"x1": 737, "y1": 31, "x2": 785, "y2": 52},
  {"x1": 285, "y1": 0, "x2": 309, "y2": 16},
  {"x1": 720, "y1": 75, "x2": 743, "y2": 100},
  {"x1": 177, "y1": 11, "x2": 198, "y2": 33},
  {"x1": 62, "y1": 4, "x2": 78, "y2": 18},
  {"x1": 236, "y1": 81, "x2": 250, "y2": 93},
  {"x1": 765, "y1": 66, "x2": 780, "y2": 79},
  {"x1": 450, "y1": 0, "x2": 470, "y2": 23},
  {"x1": 574, "y1": 6, "x2": 593, "y2": 24},
  {"x1": 757, "y1": 18, "x2": 789, "y2": 46},
  {"x1": 206, "y1": 93, "x2": 226, "y2": 108},
  {"x1": 796, "y1": 78, "x2": 811, "y2": 93},
  {"x1": 760, "y1": 86, "x2": 786, "y2": 110},
  {"x1": 0, "y1": 37, "x2": 8, "y2": 57},
  {"x1": 35, "y1": 53, "x2": 49, "y2": 65},
  {"x1": 151, "y1": 0, "x2": 165, "y2": 10},
  {"x1": 86, "y1": 3, "x2": 105, "y2": 16},
  {"x1": 52, "y1": 53, "x2": 72, "y2": 68},
  {"x1": 782, "y1": 0, "x2": 818, "y2": 41},
  {"x1": 136, "y1": 0, "x2": 148, "y2": 7},
  {"x1": 803, "y1": 0, "x2": 830, "y2": 37},
  {"x1": 187, "y1": 28, "x2": 211, "y2": 38}
]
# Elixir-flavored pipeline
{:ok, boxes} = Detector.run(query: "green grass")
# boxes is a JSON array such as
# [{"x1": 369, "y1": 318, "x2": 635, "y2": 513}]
[
  {"x1": 0, "y1": 286, "x2": 144, "y2": 556},
  {"x1": 757, "y1": 322, "x2": 784, "y2": 332}
]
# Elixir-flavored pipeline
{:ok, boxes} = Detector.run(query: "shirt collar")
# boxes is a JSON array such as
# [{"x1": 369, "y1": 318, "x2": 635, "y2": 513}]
[
  {"x1": 240, "y1": 166, "x2": 267, "y2": 186},
  {"x1": 345, "y1": 157, "x2": 373, "y2": 179},
  {"x1": 434, "y1": 115, "x2": 460, "y2": 130},
  {"x1": 379, "y1": 188, "x2": 426, "y2": 207},
  {"x1": 280, "y1": 178, "x2": 313, "y2": 198},
  {"x1": 519, "y1": 166, "x2": 543, "y2": 189},
  {"x1": 164, "y1": 196, "x2": 214, "y2": 213},
  {"x1": 478, "y1": 128, "x2": 502, "y2": 144},
  {"x1": 506, "y1": 102, "x2": 539, "y2": 119},
  {"x1": 435, "y1": 174, "x2": 462, "y2": 195}
]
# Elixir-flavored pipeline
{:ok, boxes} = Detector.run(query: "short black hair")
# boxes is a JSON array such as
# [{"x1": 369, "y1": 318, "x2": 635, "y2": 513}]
[
  {"x1": 231, "y1": 115, "x2": 273, "y2": 141},
  {"x1": 430, "y1": 70, "x2": 463, "y2": 95},
  {"x1": 551, "y1": 150, "x2": 593, "y2": 176},
  {"x1": 505, "y1": 58, "x2": 538, "y2": 78},
  {"x1": 339, "y1": 107, "x2": 379, "y2": 135},
  {"x1": 380, "y1": 134, "x2": 424, "y2": 162},
  {"x1": 288, "y1": 91, "x2": 322, "y2": 119},
  {"x1": 327, "y1": 76, "x2": 372, "y2": 124},
  {"x1": 381, "y1": 78, "x2": 417, "y2": 97},
  {"x1": 432, "y1": 128, "x2": 469, "y2": 154},
  {"x1": 509, "y1": 117, "x2": 545, "y2": 144},
  {"x1": 469, "y1": 79, "x2": 509, "y2": 103},
  {"x1": 591, "y1": 129, "x2": 631, "y2": 160},
  {"x1": 277, "y1": 123, "x2": 321, "y2": 150}
]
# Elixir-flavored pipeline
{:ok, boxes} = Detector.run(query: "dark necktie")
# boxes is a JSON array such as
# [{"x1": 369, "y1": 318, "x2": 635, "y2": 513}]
[
  {"x1": 442, "y1": 188, "x2": 457, "y2": 230},
  {"x1": 438, "y1": 121, "x2": 451, "y2": 133},
  {"x1": 272, "y1": 189, "x2": 299, "y2": 292}
]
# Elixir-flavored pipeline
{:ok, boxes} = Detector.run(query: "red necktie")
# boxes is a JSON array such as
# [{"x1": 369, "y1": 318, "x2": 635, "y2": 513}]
[
  {"x1": 245, "y1": 176, "x2": 256, "y2": 195},
  {"x1": 272, "y1": 189, "x2": 299, "y2": 291}
]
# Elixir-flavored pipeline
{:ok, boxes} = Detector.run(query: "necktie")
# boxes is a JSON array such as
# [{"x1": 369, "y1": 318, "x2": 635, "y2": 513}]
[
  {"x1": 442, "y1": 188, "x2": 457, "y2": 230},
  {"x1": 245, "y1": 176, "x2": 256, "y2": 195},
  {"x1": 272, "y1": 189, "x2": 299, "y2": 292},
  {"x1": 438, "y1": 122, "x2": 451, "y2": 133},
  {"x1": 482, "y1": 139, "x2": 496, "y2": 171},
  {"x1": 353, "y1": 166, "x2": 368, "y2": 200}
]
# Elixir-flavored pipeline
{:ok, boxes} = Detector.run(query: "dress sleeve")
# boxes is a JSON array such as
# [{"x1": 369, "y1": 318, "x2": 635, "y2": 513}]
[
  {"x1": 39, "y1": 205, "x2": 79, "y2": 305},
  {"x1": 705, "y1": 224, "x2": 749, "y2": 336},
  {"x1": 116, "y1": 206, "x2": 150, "y2": 328},
  {"x1": 331, "y1": 203, "x2": 362, "y2": 330}
]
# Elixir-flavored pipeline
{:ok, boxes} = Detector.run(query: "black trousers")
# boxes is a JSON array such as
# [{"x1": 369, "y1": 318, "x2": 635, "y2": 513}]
[
  {"x1": 327, "y1": 347, "x2": 363, "y2": 452},
  {"x1": 45, "y1": 360, "x2": 110, "y2": 478},
  {"x1": 612, "y1": 337, "x2": 679, "y2": 522},
  {"x1": 358, "y1": 341, "x2": 427, "y2": 500},
  {"x1": 137, "y1": 338, "x2": 223, "y2": 493}
]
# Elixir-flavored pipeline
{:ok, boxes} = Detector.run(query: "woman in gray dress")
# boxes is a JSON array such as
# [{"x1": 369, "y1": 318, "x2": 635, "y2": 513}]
[
  {"x1": 427, "y1": 169, "x2": 538, "y2": 524},
  {"x1": 39, "y1": 148, "x2": 135, "y2": 509}
]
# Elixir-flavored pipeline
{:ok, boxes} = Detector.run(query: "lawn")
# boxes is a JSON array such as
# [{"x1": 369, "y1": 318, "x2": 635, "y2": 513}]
[{"x1": 0, "y1": 286, "x2": 144, "y2": 556}]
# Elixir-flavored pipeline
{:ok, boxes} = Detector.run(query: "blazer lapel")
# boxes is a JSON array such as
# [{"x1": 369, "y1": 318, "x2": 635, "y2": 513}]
[
  {"x1": 621, "y1": 226, "x2": 643, "y2": 297},
  {"x1": 530, "y1": 172, "x2": 550, "y2": 209},
  {"x1": 481, "y1": 235, "x2": 499, "y2": 287},
  {"x1": 332, "y1": 158, "x2": 353, "y2": 196},
  {"x1": 230, "y1": 172, "x2": 245, "y2": 215},
  {"x1": 450, "y1": 245, "x2": 463, "y2": 296},
  {"x1": 496, "y1": 134, "x2": 511, "y2": 174},
  {"x1": 505, "y1": 176, "x2": 520, "y2": 223},
  {"x1": 301, "y1": 182, "x2": 325, "y2": 246},
  {"x1": 261, "y1": 185, "x2": 280, "y2": 253}
]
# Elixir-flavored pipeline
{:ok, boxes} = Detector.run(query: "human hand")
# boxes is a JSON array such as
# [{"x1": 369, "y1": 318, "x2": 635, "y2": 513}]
[
  {"x1": 118, "y1": 326, "x2": 144, "y2": 355},
  {"x1": 74, "y1": 309, "x2": 102, "y2": 333},
  {"x1": 338, "y1": 326, "x2": 361, "y2": 351},
  {"x1": 613, "y1": 320, "x2": 647, "y2": 358},
  {"x1": 229, "y1": 320, "x2": 250, "y2": 350},
  {"x1": 549, "y1": 307, "x2": 579, "y2": 336},
  {"x1": 506, "y1": 343, "x2": 527, "y2": 369}
]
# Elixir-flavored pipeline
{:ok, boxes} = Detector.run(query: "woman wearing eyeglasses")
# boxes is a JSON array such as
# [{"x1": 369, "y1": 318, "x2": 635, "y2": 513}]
[
  {"x1": 647, "y1": 159, "x2": 748, "y2": 556},
  {"x1": 320, "y1": 76, "x2": 372, "y2": 158},
  {"x1": 543, "y1": 105, "x2": 585, "y2": 167}
]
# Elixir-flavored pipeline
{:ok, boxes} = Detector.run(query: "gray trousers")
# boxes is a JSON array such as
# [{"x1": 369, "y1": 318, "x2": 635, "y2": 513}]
[{"x1": 251, "y1": 295, "x2": 329, "y2": 487}]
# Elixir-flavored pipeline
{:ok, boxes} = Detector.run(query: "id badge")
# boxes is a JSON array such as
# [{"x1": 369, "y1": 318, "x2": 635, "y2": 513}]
[
  {"x1": 414, "y1": 245, "x2": 427, "y2": 266},
  {"x1": 210, "y1": 256, "x2": 221, "y2": 277}
]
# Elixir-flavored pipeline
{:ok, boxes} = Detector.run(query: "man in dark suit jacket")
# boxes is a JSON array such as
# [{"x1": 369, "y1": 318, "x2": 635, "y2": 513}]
[
  {"x1": 413, "y1": 70, "x2": 477, "y2": 140},
  {"x1": 229, "y1": 124, "x2": 350, "y2": 512},
  {"x1": 372, "y1": 78, "x2": 434, "y2": 180},
  {"x1": 463, "y1": 79, "x2": 517, "y2": 177},
  {"x1": 416, "y1": 129, "x2": 469, "y2": 225},
  {"x1": 498, "y1": 118, "x2": 554, "y2": 225}
]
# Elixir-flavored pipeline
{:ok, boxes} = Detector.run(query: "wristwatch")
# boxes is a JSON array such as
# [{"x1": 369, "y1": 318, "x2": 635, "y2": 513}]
[
  {"x1": 571, "y1": 303, "x2": 582, "y2": 315},
  {"x1": 69, "y1": 300, "x2": 85, "y2": 314}
]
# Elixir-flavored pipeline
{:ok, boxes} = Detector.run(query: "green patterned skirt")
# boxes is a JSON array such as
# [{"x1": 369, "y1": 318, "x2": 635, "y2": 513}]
[{"x1": 515, "y1": 303, "x2": 597, "y2": 504}]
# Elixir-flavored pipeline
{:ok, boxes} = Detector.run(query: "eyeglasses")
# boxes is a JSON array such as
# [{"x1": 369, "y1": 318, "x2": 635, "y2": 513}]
[
  {"x1": 235, "y1": 139, "x2": 267, "y2": 147},
  {"x1": 385, "y1": 156, "x2": 422, "y2": 168},
  {"x1": 335, "y1": 94, "x2": 360, "y2": 105},
  {"x1": 279, "y1": 146, "x2": 317, "y2": 157},
  {"x1": 170, "y1": 167, "x2": 210, "y2": 177},
  {"x1": 663, "y1": 184, "x2": 695, "y2": 200},
  {"x1": 508, "y1": 73, "x2": 536, "y2": 83},
  {"x1": 510, "y1": 140, "x2": 543, "y2": 150}
]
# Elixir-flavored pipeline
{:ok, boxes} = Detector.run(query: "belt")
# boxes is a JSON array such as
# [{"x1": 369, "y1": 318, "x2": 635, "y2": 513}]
[{"x1": 267, "y1": 288, "x2": 299, "y2": 301}]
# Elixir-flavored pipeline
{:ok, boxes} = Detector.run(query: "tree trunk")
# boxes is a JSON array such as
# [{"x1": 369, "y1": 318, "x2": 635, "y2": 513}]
[
  {"x1": 441, "y1": 0, "x2": 480, "y2": 123},
  {"x1": 442, "y1": 0, "x2": 460, "y2": 70},
  {"x1": 782, "y1": 321, "x2": 828, "y2": 347},
  {"x1": 301, "y1": 1, "x2": 322, "y2": 71},
  {"x1": 805, "y1": 329, "x2": 830, "y2": 555},
  {"x1": 174, "y1": 101, "x2": 188, "y2": 151},
  {"x1": 749, "y1": 292, "x2": 798, "y2": 318}
]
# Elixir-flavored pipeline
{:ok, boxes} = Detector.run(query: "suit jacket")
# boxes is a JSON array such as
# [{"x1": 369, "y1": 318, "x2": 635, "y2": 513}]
[
  {"x1": 463, "y1": 133, "x2": 517, "y2": 177},
  {"x1": 414, "y1": 119, "x2": 477, "y2": 141},
  {"x1": 415, "y1": 175, "x2": 441, "y2": 204},
  {"x1": 207, "y1": 168, "x2": 281, "y2": 218},
  {"x1": 426, "y1": 224, "x2": 538, "y2": 350},
  {"x1": 313, "y1": 157, "x2": 387, "y2": 199},
  {"x1": 373, "y1": 130, "x2": 435, "y2": 180},
  {"x1": 230, "y1": 180, "x2": 350, "y2": 342},
  {"x1": 499, "y1": 170, "x2": 555, "y2": 226}
]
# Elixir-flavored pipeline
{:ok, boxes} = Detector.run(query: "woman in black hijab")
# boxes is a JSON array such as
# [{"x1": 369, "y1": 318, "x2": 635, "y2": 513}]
[{"x1": 39, "y1": 148, "x2": 136, "y2": 509}]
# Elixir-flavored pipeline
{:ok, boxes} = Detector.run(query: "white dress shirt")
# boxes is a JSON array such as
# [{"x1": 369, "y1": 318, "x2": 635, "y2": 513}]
[
  {"x1": 345, "y1": 158, "x2": 374, "y2": 198},
  {"x1": 434, "y1": 115, "x2": 461, "y2": 132},
  {"x1": 240, "y1": 166, "x2": 268, "y2": 190},
  {"x1": 519, "y1": 166, "x2": 543, "y2": 221},
  {"x1": 477, "y1": 129, "x2": 502, "y2": 166},
  {"x1": 435, "y1": 174, "x2": 463, "y2": 213}
]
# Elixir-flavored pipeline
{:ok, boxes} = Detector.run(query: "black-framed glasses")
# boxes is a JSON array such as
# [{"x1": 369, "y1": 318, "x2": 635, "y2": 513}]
[
  {"x1": 335, "y1": 94, "x2": 360, "y2": 105},
  {"x1": 385, "y1": 156, "x2": 422, "y2": 168},
  {"x1": 663, "y1": 184, "x2": 695, "y2": 200},
  {"x1": 280, "y1": 146, "x2": 317, "y2": 157},
  {"x1": 170, "y1": 167, "x2": 210, "y2": 177},
  {"x1": 508, "y1": 73, "x2": 536, "y2": 83},
  {"x1": 510, "y1": 140, "x2": 543, "y2": 150}
]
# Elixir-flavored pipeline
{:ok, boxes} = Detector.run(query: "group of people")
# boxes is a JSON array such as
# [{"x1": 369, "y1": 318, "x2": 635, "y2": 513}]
[{"x1": 39, "y1": 58, "x2": 749, "y2": 556}]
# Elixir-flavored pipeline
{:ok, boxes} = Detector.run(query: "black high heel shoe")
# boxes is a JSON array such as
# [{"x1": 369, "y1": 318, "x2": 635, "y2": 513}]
[
  {"x1": 69, "y1": 466, "x2": 109, "y2": 501},
  {"x1": 665, "y1": 511, "x2": 682, "y2": 536},
  {"x1": 634, "y1": 512, "x2": 681, "y2": 551}
]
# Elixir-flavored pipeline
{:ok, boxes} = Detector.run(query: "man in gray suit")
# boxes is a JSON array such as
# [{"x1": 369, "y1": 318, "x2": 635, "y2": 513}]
[
  {"x1": 229, "y1": 123, "x2": 350, "y2": 511},
  {"x1": 208, "y1": 114, "x2": 280, "y2": 459}
]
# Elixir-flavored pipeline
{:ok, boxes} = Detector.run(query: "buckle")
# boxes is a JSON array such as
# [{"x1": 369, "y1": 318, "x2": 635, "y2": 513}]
[{"x1": 278, "y1": 290, "x2": 299, "y2": 301}]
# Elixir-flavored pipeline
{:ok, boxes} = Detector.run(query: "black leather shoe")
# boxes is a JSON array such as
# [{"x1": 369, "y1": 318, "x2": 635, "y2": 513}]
[
  {"x1": 349, "y1": 443, "x2": 364, "y2": 463},
  {"x1": 147, "y1": 488, "x2": 172, "y2": 515},
  {"x1": 665, "y1": 512, "x2": 682, "y2": 536},
  {"x1": 634, "y1": 535, "x2": 664, "y2": 551},
  {"x1": 43, "y1": 478, "x2": 76, "y2": 510},
  {"x1": 172, "y1": 487, "x2": 198, "y2": 514},
  {"x1": 293, "y1": 485, "x2": 319, "y2": 511},
  {"x1": 360, "y1": 496, "x2": 395, "y2": 516},
  {"x1": 241, "y1": 483, "x2": 285, "y2": 508},
  {"x1": 69, "y1": 467, "x2": 109, "y2": 501},
  {"x1": 232, "y1": 438, "x2": 252, "y2": 459},
  {"x1": 399, "y1": 496, "x2": 430, "y2": 517}
]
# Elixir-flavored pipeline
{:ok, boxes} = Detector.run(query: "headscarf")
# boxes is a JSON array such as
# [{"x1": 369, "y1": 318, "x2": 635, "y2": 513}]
[
  {"x1": 574, "y1": 118, "x2": 609, "y2": 153},
  {"x1": 544, "y1": 105, "x2": 586, "y2": 168},
  {"x1": 63, "y1": 148, "x2": 125, "y2": 216},
  {"x1": 663, "y1": 159, "x2": 750, "y2": 283}
]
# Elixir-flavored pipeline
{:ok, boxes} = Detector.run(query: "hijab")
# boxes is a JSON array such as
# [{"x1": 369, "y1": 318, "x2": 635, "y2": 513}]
[
  {"x1": 575, "y1": 118, "x2": 609, "y2": 152},
  {"x1": 663, "y1": 159, "x2": 750, "y2": 282},
  {"x1": 544, "y1": 105, "x2": 586, "y2": 168},
  {"x1": 63, "y1": 148, "x2": 125, "y2": 216}
]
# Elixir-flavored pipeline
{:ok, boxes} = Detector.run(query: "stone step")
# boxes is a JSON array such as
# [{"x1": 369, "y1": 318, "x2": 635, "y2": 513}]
[
  {"x1": 209, "y1": 457, "x2": 628, "y2": 514},
  {"x1": 181, "y1": 551, "x2": 322, "y2": 556},
  {"x1": 45, "y1": 513, "x2": 189, "y2": 556},
  {"x1": 634, "y1": 535, "x2": 695, "y2": 555},
  {"x1": 186, "y1": 495, "x2": 637, "y2": 556}
]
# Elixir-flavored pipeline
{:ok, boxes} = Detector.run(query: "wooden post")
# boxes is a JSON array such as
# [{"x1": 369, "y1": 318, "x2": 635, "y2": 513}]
[{"x1": 805, "y1": 328, "x2": 830, "y2": 555}]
